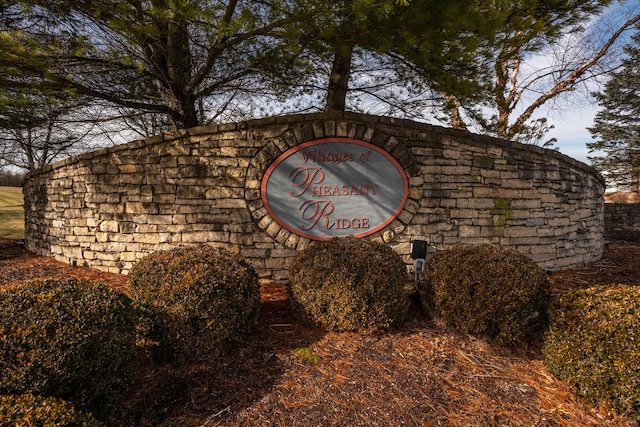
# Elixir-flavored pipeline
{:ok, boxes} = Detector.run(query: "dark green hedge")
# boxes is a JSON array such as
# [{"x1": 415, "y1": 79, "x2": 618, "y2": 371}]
[
  {"x1": 420, "y1": 244, "x2": 550, "y2": 346},
  {"x1": 543, "y1": 284, "x2": 640, "y2": 421},
  {"x1": 0, "y1": 279, "x2": 137, "y2": 419},
  {"x1": 128, "y1": 244, "x2": 261, "y2": 363},
  {"x1": 0, "y1": 394, "x2": 103, "y2": 427},
  {"x1": 288, "y1": 237, "x2": 409, "y2": 333}
]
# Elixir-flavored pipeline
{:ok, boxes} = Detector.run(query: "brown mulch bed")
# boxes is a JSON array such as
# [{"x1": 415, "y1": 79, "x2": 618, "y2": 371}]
[
  {"x1": 1, "y1": 239, "x2": 639, "y2": 426},
  {"x1": 0, "y1": 240, "x2": 129, "y2": 291}
]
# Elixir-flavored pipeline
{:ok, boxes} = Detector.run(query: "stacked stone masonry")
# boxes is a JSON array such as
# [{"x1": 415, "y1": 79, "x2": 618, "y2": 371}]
[
  {"x1": 23, "y1": 112, "x2": 605, "y2": 280},
  {"x1": 604, "y1": 203, "x2": 640, "y2": 242}
]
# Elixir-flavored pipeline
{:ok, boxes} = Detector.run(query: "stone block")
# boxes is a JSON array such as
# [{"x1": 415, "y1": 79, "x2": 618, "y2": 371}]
[
  {"x1": 503, "y1": 226, "x2": 538, "y2": 238},
  {"x1": 473, "y1": 187, "x2": 522, "y2": 199},
  {"x1": 459, "y1": 225, "x2": 480, "y2": 238},
  {"x1": 99, "y1": 220, "x2": 119, "y2": 233},
  {"x1": 61, "y1": 246, "x2": 83, "y2": 260}
]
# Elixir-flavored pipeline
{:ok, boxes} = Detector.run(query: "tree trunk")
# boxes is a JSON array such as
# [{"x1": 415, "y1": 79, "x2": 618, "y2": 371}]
[
  {"x1": 324, "y1": 46, "x2": 354, "y2": 112},
  {"x1": 163, "y1": 4, "x2": 199, "y2": 129},
  {"x1": 632, "y1": 155, "x2": 640, "y2": 194},
  {"x1": 444, "y1": 95, "x2": 468, "y2": 130},
  {"x1": 172, "y1": 94, "x2": 199, "y2": 129}
]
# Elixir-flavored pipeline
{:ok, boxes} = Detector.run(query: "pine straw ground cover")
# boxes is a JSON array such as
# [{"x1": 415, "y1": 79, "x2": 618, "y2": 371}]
[{"x1": 1, "y1": 239, "x2": 639, "y2": 426}]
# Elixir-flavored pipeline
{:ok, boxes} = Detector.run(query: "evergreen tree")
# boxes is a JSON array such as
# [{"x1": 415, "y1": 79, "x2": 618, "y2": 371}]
[
  {"x1": 1, "y1": 0, "x2": 632, "y2": 141},
  {"x1": 292, "y1": 0, "x2": 502, "y2": 114},
  {"x1": 0, "y1": 0, "x2": 325, "y2": 129},
  {"x1": 588, "y1": 28, "x2": 640, "y2": 193},
  {"x1": 0, "y1": 88, "x2": 101, "y2": 171}
]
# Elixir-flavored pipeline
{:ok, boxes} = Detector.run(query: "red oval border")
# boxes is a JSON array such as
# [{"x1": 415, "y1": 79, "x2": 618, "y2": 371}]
[{"x1": 260, "y1": 137, "x2": 409, "y2": 240}]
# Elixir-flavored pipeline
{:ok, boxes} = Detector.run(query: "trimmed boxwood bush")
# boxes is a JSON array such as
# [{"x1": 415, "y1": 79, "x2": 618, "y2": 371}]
[
  {"x1": 420, "y1": 244, "x2": 550, "y2": 346},
  {"x1": 0, "y1": 279, "x2": 137, "y2": 419},
  {"x1": 128, "y1": 244, "x2": 261, "y2": 363},
  {"x1": 288, "y1": 237, "x2": 409, "y2": 333},
  {"x1": 0, "y1": 394, "x2": 103, "y2": 426},
  {"x1": 543, "y1": 284, "x2": 640, "y2": 421}
]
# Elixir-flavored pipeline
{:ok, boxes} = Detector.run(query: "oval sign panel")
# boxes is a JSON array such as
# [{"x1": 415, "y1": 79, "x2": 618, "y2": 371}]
[{"x1": 261, "y1": 138, "x2": 408, "y2": 240}]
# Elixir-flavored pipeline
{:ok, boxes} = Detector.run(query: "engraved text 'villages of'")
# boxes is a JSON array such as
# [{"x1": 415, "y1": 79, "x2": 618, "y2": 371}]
[{"x1": 261, "y1": 139, "x2": 408, "y2": 240}]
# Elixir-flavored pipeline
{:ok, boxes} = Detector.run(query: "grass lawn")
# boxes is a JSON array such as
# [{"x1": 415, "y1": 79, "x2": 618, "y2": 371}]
[{"x1": 0, "y1": 186, "x2": 24, "y2": 240}]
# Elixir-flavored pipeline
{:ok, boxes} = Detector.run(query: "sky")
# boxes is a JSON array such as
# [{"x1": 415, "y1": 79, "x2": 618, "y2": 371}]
[
  {"x1": 544, "y1": 107, "x2": 597, "y2": 165},
  {"x1": 505, "y1": 1, "x2": 640, "y2": 166}
]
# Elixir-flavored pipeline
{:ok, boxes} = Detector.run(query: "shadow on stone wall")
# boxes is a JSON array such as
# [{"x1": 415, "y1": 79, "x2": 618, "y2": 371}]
[
  {"x1": 22, "y1": 112, "x2": 606, "y2": 278},
  {"x1": 605, "y1": 203, "x2": 640, "y2": 242}
]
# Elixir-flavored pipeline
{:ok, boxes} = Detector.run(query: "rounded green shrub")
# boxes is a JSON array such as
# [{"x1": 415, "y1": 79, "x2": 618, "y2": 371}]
[
  {"x1": 543, "y1": 284, "x2": 640, "y2": 421},
  {"x1": 420, "y1": 244, "x2": 550, "y2": 346},
  {"x1": 128, "y1": 244, "x2": 261, "y2": 363},
  {"x1": 0, "y1": 279, "x2": 137, "y2": 419},
  {"x1": 288, "y1": 236, "x2": 409, "y2": 333},
  {"x1": 0, "y1": 394, "x2": 103, "y2": 426}
]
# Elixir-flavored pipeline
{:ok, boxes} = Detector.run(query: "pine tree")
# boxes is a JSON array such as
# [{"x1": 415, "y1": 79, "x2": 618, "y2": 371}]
[
  {"x1": 0, "y1": 0, "x2": 326, "y2": 129},
  {"x1": 588, "y1": 29, "x2": 640, "y2": 193}
]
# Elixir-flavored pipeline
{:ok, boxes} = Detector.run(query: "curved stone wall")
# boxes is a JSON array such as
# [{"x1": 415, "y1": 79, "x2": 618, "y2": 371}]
[
  {"x1": 604, "y1": 203, "x2": 640, "y2": 241},
  {"x1": 23, "y1": 112, "x2": 605, "y2": 279}
]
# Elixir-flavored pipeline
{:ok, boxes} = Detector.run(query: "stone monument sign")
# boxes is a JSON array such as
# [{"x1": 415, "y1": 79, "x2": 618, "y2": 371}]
[{"x1": 261, "y1": 138, "x2": 408, "y2": 239}]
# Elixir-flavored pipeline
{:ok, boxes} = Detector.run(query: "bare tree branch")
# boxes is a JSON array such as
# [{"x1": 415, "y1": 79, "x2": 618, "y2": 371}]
[{"x1": 512, "y1": 12, "x2": 640, "y2": 135}]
